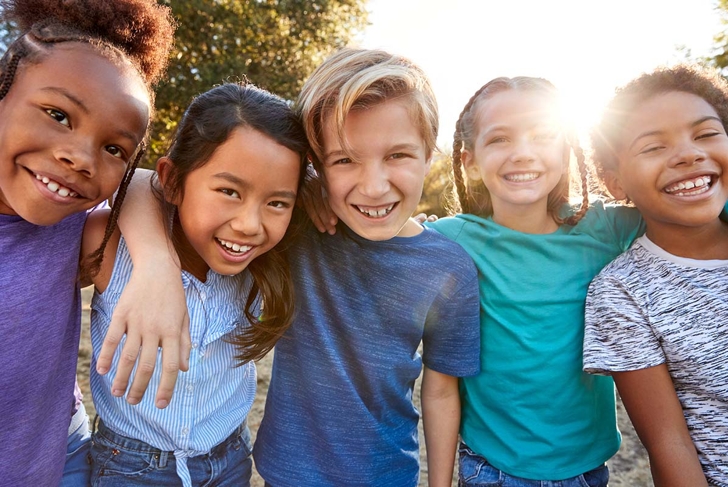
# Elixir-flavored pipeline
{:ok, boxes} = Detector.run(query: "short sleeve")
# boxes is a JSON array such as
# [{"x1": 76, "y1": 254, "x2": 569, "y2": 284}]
[
  {"x1": 599, "y1": 203, "x2": 645, "y2": 251},
  {"x1": 583, "y1": 271, "x2": 665, "y2": 375},
  {"x1": 422, "y1": 268, "x2": 481, "y2": 377}
]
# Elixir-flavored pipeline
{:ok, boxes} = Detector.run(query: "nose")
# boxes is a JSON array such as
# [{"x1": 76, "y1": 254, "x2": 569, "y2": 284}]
[
  {"x1": 358, "y1": 161, "x2": 390, "y2": 198},
  {"x1": 669, "y1": 140, "x2": 706, "y2": 167},
  {"x1": 229, "y1": 204, "x2": 263, "y2": 236},
  {"x1": 509, "y1": 137, "x2": 536, "y2": 164},
  {"x1": 55, "y1": 139, "x2": 97, "y2": 177}
]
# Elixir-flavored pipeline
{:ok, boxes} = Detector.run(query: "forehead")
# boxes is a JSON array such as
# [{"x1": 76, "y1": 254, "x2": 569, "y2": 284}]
[
  {"x1": 476, "y1": 90, "x2": 561, "y2": 129},
  {"x1": 321, "y1": 98, "x2": 424, "y2": 151},
  {"x1": 13, "y1": 43, "x2": 150, "y2": 130},
  {"x1": 625, "y1": 91, "x2": 718, "y2": 129}
]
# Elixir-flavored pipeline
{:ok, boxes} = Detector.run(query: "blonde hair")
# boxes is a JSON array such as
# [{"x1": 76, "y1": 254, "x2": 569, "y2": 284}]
[
  {"x1": 297, "y1": 47, "x2": 438, "y2": 166},
  {"x1": 451, "y1": 76, "x2": 589, "y2": 225}
]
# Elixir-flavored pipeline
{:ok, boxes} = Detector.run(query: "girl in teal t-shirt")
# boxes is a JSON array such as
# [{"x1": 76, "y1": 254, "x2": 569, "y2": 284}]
[{"x1": 428, "y1": 77, "x2": 644, "y2": 485}]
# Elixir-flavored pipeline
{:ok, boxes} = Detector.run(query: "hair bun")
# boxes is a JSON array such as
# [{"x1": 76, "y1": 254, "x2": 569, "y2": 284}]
[{"x1": 1, "y1": 0, "x2": 175, "y2": 85}]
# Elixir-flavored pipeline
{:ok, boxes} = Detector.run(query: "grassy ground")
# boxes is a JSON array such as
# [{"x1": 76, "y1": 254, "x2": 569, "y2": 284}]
[{"x1": 77, "y1": 286, "x2": 652, "y2": 486}]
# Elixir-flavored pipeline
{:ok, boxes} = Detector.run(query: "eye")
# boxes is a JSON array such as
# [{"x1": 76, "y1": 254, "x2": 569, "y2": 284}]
[
  {"x1": 331, "y1": 157, "x2": 352, "y2": 166},
  {"x1": 219, "y1": 188, "x2": 240, "y2": 198},
  {"x1": 486, "y1": 136, "x2": 507, "y2": 145},
  {"x1": 638, "y1": 144, "x2": 663, "y2": 155},
  {"x1": 696, "y1": 131, "x2": 721, "y2": 140},
  {"x1": 105, "y1": 145, "x2": 126, "y2": 159},
  {"x1": 46, "y1": 108, "x2": 70, "y2": 127},
  {"x1": 389, "y1": 152, "x2": 411, "y2": 160},
  {"x1": 269, "y1": 200, "x2": 293, "y2": 209}
]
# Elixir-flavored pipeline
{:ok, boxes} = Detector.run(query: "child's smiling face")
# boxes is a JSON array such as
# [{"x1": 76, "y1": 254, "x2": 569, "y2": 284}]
[
  {"x1": 0, "y1": 43, "x2": 150, "y2": 225},
  {"x1": 320, "y1": 98, "x2": 431, "y2": 241},
  {"x1": 609, "y1": 91, "x2": 728, "y2": 240}
]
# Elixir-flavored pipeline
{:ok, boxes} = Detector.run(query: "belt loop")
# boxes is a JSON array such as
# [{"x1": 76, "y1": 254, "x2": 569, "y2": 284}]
[{"x1": 158, "y1": 450, "x2": 169, "y2": 468}]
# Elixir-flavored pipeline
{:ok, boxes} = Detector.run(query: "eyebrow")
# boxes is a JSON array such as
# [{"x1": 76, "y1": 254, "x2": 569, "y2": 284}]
[
  {"x1": 213, "y1": 172, "x2": 297, "y2": 199},
  {"x1": 323, "y1": 142, "x2": 423, "y2": 161},
  {"x1": 629, "y1": 115, "x2": 723, "y2": 150}
]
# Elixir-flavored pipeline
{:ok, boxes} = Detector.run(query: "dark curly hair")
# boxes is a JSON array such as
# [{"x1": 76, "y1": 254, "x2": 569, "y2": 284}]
[
  {"x1": 451, "y1": 76, "x2": 590, "y2": 226},
  {"x1": 591, "y1": 63, "x2": 728, "y2": 198},
  {"x1": 152, "y1": 81, "x2": 309, "y2": 364},
  {"x1": 0, "y1": 0, "x2": 176, "y2": 274}
]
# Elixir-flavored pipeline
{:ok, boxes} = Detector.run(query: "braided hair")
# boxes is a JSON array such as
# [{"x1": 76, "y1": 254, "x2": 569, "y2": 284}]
[
  {"x1": 451, "y1": 77, "x2": 590, "y2": 226},
  {"x1": 0, "y1": 0, "x2": 175, "y2": 273}
]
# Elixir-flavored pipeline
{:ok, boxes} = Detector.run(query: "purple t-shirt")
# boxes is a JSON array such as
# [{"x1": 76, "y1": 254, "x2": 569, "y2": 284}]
[{"x1": 0, "y1": 212, "x2": 85, "y2": 485}]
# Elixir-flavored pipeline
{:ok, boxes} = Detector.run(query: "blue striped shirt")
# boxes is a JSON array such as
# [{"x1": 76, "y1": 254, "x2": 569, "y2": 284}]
[{"x1": 90, "y1": 237, "x2": 257, "y2": 486}]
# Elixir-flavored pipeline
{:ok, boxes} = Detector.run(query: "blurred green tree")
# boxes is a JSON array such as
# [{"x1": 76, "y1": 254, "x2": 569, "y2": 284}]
[
  {"x1": 417, "y1": 151, "x2": 457, "y2": 218},
  {"x1": 154, "y1": 0, "x2": 368, "y2": 165}
]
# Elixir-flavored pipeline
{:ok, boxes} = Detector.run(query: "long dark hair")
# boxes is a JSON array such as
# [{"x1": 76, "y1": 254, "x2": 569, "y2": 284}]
[{"x1": 153, "y1": 81, "x2": 309, "y2": 364}]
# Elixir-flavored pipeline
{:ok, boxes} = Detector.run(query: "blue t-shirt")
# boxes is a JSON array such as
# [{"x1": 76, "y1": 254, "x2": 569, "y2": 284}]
[
  {"x1": 428, "y1": 201, "x2": 644, "y2": 480},
  {"x1": 253, "y1": 224, "x2": 481, "y2": 487},
  {"x1": 0, "y1": 212, "x2": 86, "y2": 485}
]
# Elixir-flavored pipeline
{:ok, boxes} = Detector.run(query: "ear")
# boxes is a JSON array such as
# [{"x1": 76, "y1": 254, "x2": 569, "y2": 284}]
[
  {"x1": 461, "y1": 149, "x2": 482, "y2": 181},
  {"x1": 155, "y1": 157, "x2": 181, "y2": 205},
  {"x1": 424, "y1": 151, "x2": 433, "y2": 175},
  {"x1": 603, "y1": 169, "x2": 629, "y2": 200}
]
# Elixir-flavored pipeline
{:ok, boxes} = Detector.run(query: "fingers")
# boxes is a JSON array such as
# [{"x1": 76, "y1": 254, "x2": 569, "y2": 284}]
[
  {"x1": 179, "y1": 314, "x2": 192, "y2": 372},
  {"x1": 96, "y1": 319, "x2": 126, "y2": 375},
  {"x1": 109, "y1": 333, "x2": 141, "y2": 398},
  {"x1": 125, "y1": 341, "x2": 160, "y2": 406},
  {"x1": 413, "y1": 213, "x2": 439, "y2": 224},
  {"x1": 150, "y1": 338, "x2": 180, "y2": 409}
]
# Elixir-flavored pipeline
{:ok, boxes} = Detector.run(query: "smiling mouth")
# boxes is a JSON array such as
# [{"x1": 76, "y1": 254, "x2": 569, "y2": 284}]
[
  {"x1": 664, "y1": 175, "x2": 713, "y2": 196},
  {"x1": 216, "y1": 238, "x2": 252, "y2": 254},
  {"x1": 504, "y1": 172, "x2": 539, "y2": 182},
  {"x1": 355, "y1": 203, "x2": 396, "y2": 218},
  {"x1": 35, "y1": 173, "x2": 79, "y2": 198}
]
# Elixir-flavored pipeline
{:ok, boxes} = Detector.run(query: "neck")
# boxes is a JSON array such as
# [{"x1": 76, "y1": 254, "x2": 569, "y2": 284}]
[
  {"x1": 491, "y1": 202, "x2": 559, "y2": 234},
  {"x1": 646, "y1": 219, "x2": 728, "y2": 260},
  {"x1": 172, "y1": 219, "x2": 209, "y2": 282}
]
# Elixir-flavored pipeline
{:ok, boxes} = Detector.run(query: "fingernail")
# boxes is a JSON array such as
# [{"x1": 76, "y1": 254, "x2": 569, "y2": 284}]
[
  {"x1": 127, "y1": 397, "x2": 140, "y2": 405},
  {"x1": 112, "y1": 389, "x2": 123, "y2": 396},
  {"x1": 97, "y1": 366, "x2": 108, "y2": 374},
  {"x1": 157, "y1": 399, "x2": 169, "y2": 409}
]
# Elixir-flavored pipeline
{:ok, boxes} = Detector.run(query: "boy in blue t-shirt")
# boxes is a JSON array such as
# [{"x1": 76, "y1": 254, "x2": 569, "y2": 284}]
[{"x1": 252, "y1": 48, "x2": 481, "y2": 487}]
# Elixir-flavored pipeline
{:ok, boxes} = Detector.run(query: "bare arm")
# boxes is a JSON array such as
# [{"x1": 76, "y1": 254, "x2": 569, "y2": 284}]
[
  {"x1": 421, "y1": 366, "x2": 460, "y2": 487},
  {"x1": 101, "y1": 168, "x2": 190, "y2": 409},
  {"x1": 614, "y1": 365, "x2": 708, "y2": 487}
]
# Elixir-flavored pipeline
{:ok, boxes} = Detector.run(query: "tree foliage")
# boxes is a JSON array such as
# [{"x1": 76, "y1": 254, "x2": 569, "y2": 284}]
[
  {"x1": 417, "y1": 152, "x2": 457, "y2": 218},
  {"x1": 152, "y1": 0, "x2": 368, "y2": 165}
]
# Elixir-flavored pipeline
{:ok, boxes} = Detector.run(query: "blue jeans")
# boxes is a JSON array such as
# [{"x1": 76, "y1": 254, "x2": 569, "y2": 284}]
[
  {"x1": 458, "y1": 442, "x2": 609, "y2": 487},
  {"x1": 62, "y1": 402, "x2": 92, "y2": 487},
  {"x1": 89, "y1": 418, "x2": 252, "y2": 487}
]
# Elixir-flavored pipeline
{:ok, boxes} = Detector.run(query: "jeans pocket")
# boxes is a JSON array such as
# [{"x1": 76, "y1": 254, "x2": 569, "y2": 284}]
[
  {"x1": 577, "y1": 463, "x2": 609, "y2": 487},
  {"x1": 458, "y1": 445, "x2": 503, "y2": 487},
  {"x1": 89, "y1": 434, "x2": 156, "y2": 483}
]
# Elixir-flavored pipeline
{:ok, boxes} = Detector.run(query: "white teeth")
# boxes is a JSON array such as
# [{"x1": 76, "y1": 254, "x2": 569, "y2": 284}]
[
  {"x1": 35, "y1": 173, "x2": 78, "y2": 198},
  {"x1": 217, "y1": 238, "x2": 251, "y2": 254},
  {"x1": 357, "y1": 204, "x2": 394, "y2": 218},
  {"x1": 505, "y1": 172, "x2": 539, "y2": 182},
  {"x1": 665, "y1": 176, "x2": 712, "y2": 194}
]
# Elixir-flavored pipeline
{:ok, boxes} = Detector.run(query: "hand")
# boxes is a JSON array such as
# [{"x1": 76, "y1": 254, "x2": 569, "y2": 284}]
[
  {"x1": 414, "y1": 212, "x2": 439, "y2": 224},
  {"x1": 97, "y1": 260, "x2": 191, "y2": 409},
  {"x1": 300, "y1": 164, "x2": 338, "y2": 234}
]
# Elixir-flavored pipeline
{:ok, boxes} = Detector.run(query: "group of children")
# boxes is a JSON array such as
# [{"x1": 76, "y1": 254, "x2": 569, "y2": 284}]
[{"x1": 0, "y1": 0, "x2": 726, "y2": 487}]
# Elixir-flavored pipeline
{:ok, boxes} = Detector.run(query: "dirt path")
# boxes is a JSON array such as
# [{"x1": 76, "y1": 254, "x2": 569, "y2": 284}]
[{"x1": 77, "y1": 287, "x2": 652, "y2": 486}]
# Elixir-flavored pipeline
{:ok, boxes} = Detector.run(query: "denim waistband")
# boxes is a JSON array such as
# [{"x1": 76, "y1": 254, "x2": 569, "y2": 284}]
[{"x1": 93, "y1": 416, "x2": 248, "y2": 455}]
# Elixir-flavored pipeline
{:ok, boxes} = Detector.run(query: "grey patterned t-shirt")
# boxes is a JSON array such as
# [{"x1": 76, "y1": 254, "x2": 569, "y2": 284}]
[{"x1": 584, "y1": 236, "x2": 728, "y2": 486}]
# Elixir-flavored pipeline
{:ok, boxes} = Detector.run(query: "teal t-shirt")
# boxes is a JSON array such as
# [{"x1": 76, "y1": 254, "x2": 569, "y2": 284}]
[{"x1": 428, "y1": 200, "x2": 644, "y2": 480}]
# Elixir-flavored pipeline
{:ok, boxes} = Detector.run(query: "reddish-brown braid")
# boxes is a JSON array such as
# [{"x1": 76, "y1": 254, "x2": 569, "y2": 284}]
[
  {"x1": 451, "y1": 83, "x2": 491, "y2": 215},
  {"x1": 83, "y1": 143, "x2": 146, "y2": 279},
  {"x1": 563, "y1": 143, "x2": 590, "y2": 226}
]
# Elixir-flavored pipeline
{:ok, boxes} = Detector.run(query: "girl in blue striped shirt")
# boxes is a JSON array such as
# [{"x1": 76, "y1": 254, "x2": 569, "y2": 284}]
[{"x1": 81, "y1": 81, "x2": 308, "y2": 487}]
